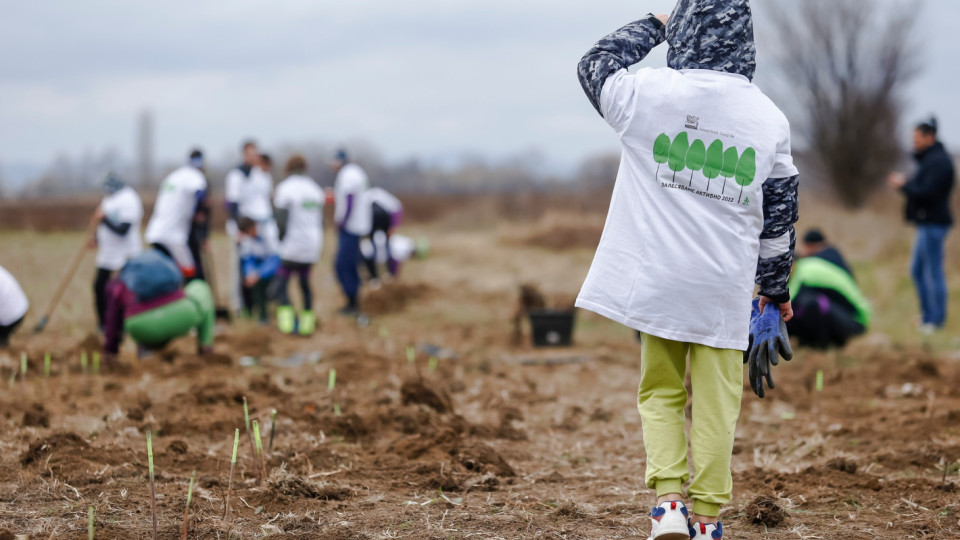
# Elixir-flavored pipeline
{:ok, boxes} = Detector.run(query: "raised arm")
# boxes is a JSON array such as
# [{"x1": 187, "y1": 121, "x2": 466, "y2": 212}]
[
  {"x1": 577, "y1": 15, "x2": 666, "y2": 117},
  {"x1": 756, "y1": 175, "x2": 800, "y2": 305}
]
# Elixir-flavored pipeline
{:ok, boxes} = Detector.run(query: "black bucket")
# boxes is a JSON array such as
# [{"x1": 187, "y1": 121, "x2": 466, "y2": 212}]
[{"x1": 528, "y1": 309, "x2": 576, "y2": 347}]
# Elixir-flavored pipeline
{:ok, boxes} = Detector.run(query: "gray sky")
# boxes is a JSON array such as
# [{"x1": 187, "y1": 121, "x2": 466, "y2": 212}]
[{"x1": 1, "y1": 0, "x2": 957, "y2": 181}]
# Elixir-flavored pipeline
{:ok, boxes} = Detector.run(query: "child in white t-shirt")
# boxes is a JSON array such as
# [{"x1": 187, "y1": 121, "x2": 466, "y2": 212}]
[
  {"x1": 576, "y1": 2, "x2": 799, "y2": 538},
  {"x1": 273, "y1": 155, "x2": 325, "y2": 335}
]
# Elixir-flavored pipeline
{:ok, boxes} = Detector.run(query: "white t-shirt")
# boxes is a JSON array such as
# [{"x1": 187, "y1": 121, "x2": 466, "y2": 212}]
[
  {"x1": 274, "y1": 174, "x2": 325, "y2": 264},
  {"x1": 575, "y1": 68, "x2": 799, "y2": 350},
  {"x1": 225, "y1": 166, "x2": 273, "y2": 221},
  {"x1": 0, "y1": 265, "x2": 29, "y2": 326},
  {"x1": 334, "y1": 163, "x2": 372, "y2": 236},
  {"x1": 96, "y1": 186, "x2": 143, "y2": 270},
  {"x1": 144, "y1": 165, "x2": 207, "y2": 247},
  {"x1": 361, "y1": 233, "x2": 415, "y2": 263},
  {"x1": 366, "y1": 187, "x2": 402, "y2": 214}
]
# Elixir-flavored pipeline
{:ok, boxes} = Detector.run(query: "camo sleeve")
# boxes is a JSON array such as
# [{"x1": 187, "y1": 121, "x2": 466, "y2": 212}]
[
  {"x1": 756, "y1": 175, "x2": 799, "y2": 304},
  {"x1": 577, "y1": 15, "x2": 666, "y2": 117}
]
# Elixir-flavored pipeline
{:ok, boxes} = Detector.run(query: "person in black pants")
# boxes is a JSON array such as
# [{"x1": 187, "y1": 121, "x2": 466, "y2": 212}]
[{"x1": 363, "y1": 203, "x2": 393, "y2": 282}]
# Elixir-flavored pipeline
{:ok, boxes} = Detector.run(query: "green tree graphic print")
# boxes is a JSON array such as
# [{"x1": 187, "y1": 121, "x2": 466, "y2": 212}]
[
  {"x1": 720, "y1": 146, "x2": 739, "y2": 194},
  {"x1": 667, "y1": 132, "x2": 690, "y2": 183},
  {"x1": 685, "y1": 139, "x2": 706, "y2": 187},
  {"x1": 650, "y1": 131, "x2": 757, "y2": 203},
  {"x1": 703, "y1": 140, "x2": 723, "y2": 191},
  {"x1": 653, "y1": 133, "x2": 671, "y2": 177},
  {"x1": 735, "y1": 147, "x2": 756, "y2": 203}
]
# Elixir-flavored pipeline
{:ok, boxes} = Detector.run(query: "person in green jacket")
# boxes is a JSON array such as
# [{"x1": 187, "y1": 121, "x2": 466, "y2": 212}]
[{"x1": 787, "y1": 236, "x2": 871, "y2": 349}]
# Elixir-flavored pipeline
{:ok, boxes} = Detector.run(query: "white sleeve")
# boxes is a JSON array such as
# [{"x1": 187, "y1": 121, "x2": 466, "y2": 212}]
[
  {"x1": 274, "y1": 185, "x2": 291, "y2": 209},
  {"x1": 770, "y1": 124, "x2": 800, "y2": 179},
  {"x1": 225, "y1": 170, "x2": 240, "y2": 202}
]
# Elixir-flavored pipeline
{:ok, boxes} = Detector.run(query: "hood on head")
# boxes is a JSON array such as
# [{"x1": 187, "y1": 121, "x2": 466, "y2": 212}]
[{"x1": 666, "y1": 0, "x2": 756, "y2": 80}]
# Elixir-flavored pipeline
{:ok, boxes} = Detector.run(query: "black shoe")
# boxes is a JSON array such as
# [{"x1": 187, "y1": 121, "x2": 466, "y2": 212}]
[{"x1": 338, "y1": 305, "x2": 359, "y2": 317}]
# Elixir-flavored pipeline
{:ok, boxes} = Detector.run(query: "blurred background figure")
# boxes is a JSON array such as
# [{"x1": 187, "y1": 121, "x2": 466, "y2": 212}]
[
  {"x1": 225, "y1": 141, "x2": 277, "y2": 317},
  {"x1": 798, "y1": 229, "x2": 854, "y2": 278},
  {"x1": 273, "y1": 154, "x2": 324, "y2": 336},
  {"x1": 787, "y1": 229, "x2": 871, "y2": 349},
  {"x1": 888, "y1": 117, "x2": 956, "y2": 333},
  {"x1": 91, "y1": 173, "x2": 143, "y2": 332},
  {"x1": 236, "y1": 217, "x2": 281, "y2": 325},
  {"x1": 331, "y1": 149, "x2": 371, "y2": 316},
  {"x1": 103, "y1": 248, "x2": 215, "y2": 360},
  {"x1": 144, "y1": 149, "x2": 208, "y2": 281},
  {"x1": 0, "y1": 265, "x2": 29, "y2": 348},
  {"x1": 362, "y1": 186, "x2": 404, "y2": 286}
]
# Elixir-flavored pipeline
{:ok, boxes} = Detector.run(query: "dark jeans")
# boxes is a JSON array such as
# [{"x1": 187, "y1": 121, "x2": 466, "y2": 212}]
[
  {"x1": 0, "y1": 316, "x2": 24, "y2": 347},
  {"x1": 786, "y1": 288, "x2": 865, "y2": 350},
  {"x1": 94, "y1": 268, "x2": 113, "y2": 330},
  {"x1": 276, "y1": 261, "x2": 313, "y2": 311},
  {"x1": 335, "y1": 229, "x2": 361, "y2": 308},
  {"x1": 911, "y1": 225, "x2": 950, "y2": 326}
]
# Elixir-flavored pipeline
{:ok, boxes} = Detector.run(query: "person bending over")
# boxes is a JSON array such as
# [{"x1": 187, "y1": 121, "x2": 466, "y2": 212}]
[
  {"x1": 102, "y1": 248, "x2": 214, "y2": 360},
  {"x1": 362, "y1": 187, "x2": 404, "y2": 284},
  {"x1": 787, "y1": 230, "x2": 870, "y2": 349},
  {"x1": 144, "y1": 149, "x2": 208, "y2": 281}
]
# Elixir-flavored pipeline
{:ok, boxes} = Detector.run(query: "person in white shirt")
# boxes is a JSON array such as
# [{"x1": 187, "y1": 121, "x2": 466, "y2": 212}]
[
  {"x1": 575, "y1": 2, "x2": 799, "y2": 538},
  {"x1": 144, "y1": 149, "x2": 209, "y2": 280},
  {"x1": 225, "y1": 140, "x2": 277, "y2": 315},
  {"x1": 362, "y1": 187, "x2": 404, "y2": 283},
  {"x1": 331, "y1": 149, "x2": 371, "y2": 315},
  {"x1": 0, "y1": 265, "x2": 29, "y2": 347},
  {"x1": 273, "y1": 155, "x2": 325, "y2": 335},
  {"x1": 91, "y1": 173, "x2": 143, "y2": 330}
]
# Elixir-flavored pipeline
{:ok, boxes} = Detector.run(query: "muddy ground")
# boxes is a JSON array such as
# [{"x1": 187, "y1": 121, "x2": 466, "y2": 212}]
[{"x1": 1, "y1": 199, "x2": 960, "y2": 539}]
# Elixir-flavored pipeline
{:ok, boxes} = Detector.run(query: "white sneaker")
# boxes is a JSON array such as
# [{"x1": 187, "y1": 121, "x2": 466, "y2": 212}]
[
  {"x1": 647, "y1": 501, "x2": 690, "y2": 540},
  {"x1": 690, "y1": 521, "x2": 723, "y2": 539},
  {"x1": 919, "y1": 323, "x2": 937, "y2": 335}
]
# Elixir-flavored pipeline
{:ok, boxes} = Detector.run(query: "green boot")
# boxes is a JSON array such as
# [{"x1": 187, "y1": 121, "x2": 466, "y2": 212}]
[
  {"x1": 298, "y1": 310, "x2": 316, "y2": 336},
  {"x1": 277, "y1": 305, "x2": 296, "y2": 335}
]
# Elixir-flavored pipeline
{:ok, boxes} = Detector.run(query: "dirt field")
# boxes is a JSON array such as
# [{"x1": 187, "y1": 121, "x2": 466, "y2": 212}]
[{"x1": 1, "y1": 194, "x2": 959, "y2": 539}]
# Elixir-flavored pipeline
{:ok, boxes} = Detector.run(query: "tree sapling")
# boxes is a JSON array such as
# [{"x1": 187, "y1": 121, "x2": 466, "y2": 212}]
[
  {"x1": 224, "y1": 428, "x2": 240, "y2": 518},
  {"x1": 147, "y1": 430, "x2": 158, "y2": 540},
  {"x1": 182, "y1": 470, "x2": 195, "y2": 540},
  {"x1": 268, "y1": 408, "x2": 278, "y2": 451}
]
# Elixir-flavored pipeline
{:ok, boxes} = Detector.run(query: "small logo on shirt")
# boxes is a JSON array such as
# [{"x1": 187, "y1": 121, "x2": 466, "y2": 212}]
[{"x1": 685, "y1": 115, "x2": 699, "y2": 130}]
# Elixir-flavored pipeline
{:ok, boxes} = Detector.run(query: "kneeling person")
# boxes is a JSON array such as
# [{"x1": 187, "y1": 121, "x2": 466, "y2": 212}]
[
  {"x1": 787, "y1": 236, "x2": 871, "y2": 349},
  {"x1": 237, "y1": 217, "x2": 281, "y2": 324},
  {"x1": 103, "y1": 249, "x2": 214, "y2": 360}
]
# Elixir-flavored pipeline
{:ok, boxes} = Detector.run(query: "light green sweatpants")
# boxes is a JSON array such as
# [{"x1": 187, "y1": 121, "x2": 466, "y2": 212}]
[{"x1": 638, "y1": 333, "x2": 743, "y2": 517}]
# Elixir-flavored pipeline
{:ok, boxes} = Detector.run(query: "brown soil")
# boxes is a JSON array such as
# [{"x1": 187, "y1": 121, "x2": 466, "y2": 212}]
[{"x1": 1, "y1": 214, "x2": 959, "y2": 538}]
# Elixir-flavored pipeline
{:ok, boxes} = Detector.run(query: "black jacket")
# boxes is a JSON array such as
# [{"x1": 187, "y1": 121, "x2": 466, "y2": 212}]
[{"x1": 903, "y1": 142, "x2": 955, "y2": 226}]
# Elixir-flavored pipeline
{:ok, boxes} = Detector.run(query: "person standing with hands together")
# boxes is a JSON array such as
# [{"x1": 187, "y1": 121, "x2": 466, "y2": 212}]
[
  {"x1": 888, "y1": 117, "x2": 955, "y2": 333},
  {"x1": 576, "y1": 1, "x2": 798, "y2": 538}
]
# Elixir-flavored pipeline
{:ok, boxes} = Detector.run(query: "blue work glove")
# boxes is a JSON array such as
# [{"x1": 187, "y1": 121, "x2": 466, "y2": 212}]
[{"x1": 744, "y1": 298, "x2": 794, "y2": 398}]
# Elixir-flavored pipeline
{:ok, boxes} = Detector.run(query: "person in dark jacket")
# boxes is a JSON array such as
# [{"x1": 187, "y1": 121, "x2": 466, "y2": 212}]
[{"x1": 888, "y1": 117, "x2": 956, "y2": 332}]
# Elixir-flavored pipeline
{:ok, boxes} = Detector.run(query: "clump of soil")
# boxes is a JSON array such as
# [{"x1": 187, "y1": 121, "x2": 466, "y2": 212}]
[
  {"x1": 362, "y1": 283, "x2": 434, "y2": 315},
  {"x1": 453, "y1": 442, "x2": 516, "y2": 476},
  {"x1": 826, "y1": 456, "x2": 858, "y2": 474},
  {"x1": 269, "y1": 468, "x2": 351, "y2": 501},
  {"x1": 71, "y1": 333, "x2": 102, "y2": 354},
  {"x1": 744, "y1": 496, "x2": 787, "y2": 528},
  {"x1": 401, "y1": 380, "x2": 453, "y2": 413},
  {"x1": 21, "y1": 433, "x2": 89, "y2": 466},
  {"x1": 22, "y1": 403, "x2": 50, "y2": 428},
  {"x1": 0, "y1": 529, "x2": 15, "y2": 540},
  {"x1": 167, "y1": 440, "x2": 188, "y2": 455}
]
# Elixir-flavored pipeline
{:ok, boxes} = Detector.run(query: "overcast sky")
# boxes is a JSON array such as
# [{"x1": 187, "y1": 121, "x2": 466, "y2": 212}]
[{"x1": 1, "y1": 0, "x2": 957, "y2": 181}]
